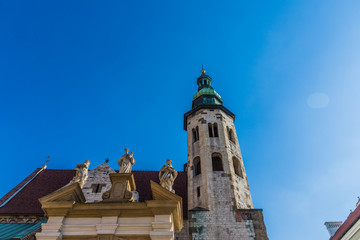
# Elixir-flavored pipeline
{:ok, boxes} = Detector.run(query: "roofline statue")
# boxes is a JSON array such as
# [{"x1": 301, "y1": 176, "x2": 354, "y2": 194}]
[
  {"x1": 159, "y1": 159, "x2": 178, "y2": 193},
  {"x1": 118, "y1": 148, "x2": 135, "y2": 173},
  {"x1": 69, "y1": 160, "x2": 90, "y2": 188}
]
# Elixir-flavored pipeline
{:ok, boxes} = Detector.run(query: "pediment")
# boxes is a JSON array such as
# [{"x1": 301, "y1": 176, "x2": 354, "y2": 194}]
[
  {"x1": 150, "y1": 180, "x2": 182, "y2": 202},
  {"x1": 39, "y1": 182, "x2": 85, "y2": 204},
  {"x1": 150, "y1": 181, "x2": 183, "y2": 232}
]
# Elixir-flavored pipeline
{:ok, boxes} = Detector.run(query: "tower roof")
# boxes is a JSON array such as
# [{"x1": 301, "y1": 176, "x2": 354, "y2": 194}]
[
  {"x1": 192, "y1": 69, "x2": 223, "y2": 108},
  {"x1": 184, "y1": 69, "x2": 235, "y2": 130}
]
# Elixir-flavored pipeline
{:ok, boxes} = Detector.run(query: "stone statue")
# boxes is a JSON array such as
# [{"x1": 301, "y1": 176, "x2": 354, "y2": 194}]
[
  {"x1": 159, "y1": 159, "x2": 178, "y2": 193},
  {"x1": 69, "y1": 160, "x2": 90, "y2": 188},
  {"x1": 118, "y1": 148, "x2": 135, "y2": 173}
]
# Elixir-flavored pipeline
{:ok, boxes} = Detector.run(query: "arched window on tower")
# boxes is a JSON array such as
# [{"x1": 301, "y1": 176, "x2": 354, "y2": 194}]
[
  {"x1": 193, "y1": 157, "x2": 201, "y2": 176},
  {"x1": 228, "y1": 128, "x2": 235, "y2": 143},
  {"x1": 232, "y1": 157, "x2": 243, "y2": 178},
  {"x1": 212, "y1": 153, "x2": 223, "y2": 171},
  {"x1": 213, "y1": 123, "x2": 219, "y2": 137},
  {"x1": 208, "y1": 123, "x2": 213, "y2": 137},
  {"x1": 208, "y1": 123, "x2": 219, "y2": 138},
  {"x1": 196, "y1": 126, "x2": 199, "y2": 141},
  {"x1": 192, "y1": 126, "x2": 200, "y2": 143}
]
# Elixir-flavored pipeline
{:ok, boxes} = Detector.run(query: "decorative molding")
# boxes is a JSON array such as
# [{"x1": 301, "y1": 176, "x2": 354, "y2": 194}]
[{"x1": 0, "y1": 215, "x2": 46, "y2": 223}]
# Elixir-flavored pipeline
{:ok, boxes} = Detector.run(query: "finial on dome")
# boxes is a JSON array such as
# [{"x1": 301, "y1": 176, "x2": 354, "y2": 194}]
[{"x1": 201, "y1": 64, "x2": 206, "y2": 74}]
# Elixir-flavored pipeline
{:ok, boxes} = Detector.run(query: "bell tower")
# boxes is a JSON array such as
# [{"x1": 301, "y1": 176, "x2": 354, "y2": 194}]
[{"x1": 184, "y1": 69, "x2": 268, "y2": 240}]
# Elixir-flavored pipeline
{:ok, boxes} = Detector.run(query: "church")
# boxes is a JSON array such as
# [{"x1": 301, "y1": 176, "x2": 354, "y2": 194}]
[{"x1": 0, "y1": 70, "x2": 268, "y2": 240}]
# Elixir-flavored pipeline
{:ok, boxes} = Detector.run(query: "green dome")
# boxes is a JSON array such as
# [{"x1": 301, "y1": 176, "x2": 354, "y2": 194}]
[
  {"x1": 193, "y1": 87, "x2": 222, "y2": 102},
  {"x1": 191, "y1": 69, "x2": 223, "y2": 108}
]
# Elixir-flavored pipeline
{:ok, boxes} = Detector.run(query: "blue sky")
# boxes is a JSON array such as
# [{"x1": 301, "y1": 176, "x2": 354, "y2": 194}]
[{"x1": 1, "y1": 0, "x2": 360, "y2": 239}]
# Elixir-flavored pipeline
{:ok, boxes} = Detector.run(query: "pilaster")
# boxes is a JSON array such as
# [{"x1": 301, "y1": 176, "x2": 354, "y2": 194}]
[
  {"x1": 150, "y1": 215, "x2": 174, "y2": 240},
  {"x1": 36, "y1": 216, "x2": 64, "y2": 240}
]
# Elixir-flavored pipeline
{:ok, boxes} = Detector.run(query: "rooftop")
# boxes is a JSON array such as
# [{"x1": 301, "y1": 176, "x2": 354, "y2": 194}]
[{"x1": 0, "y1": 168, "x2": 188, "y2": 218}]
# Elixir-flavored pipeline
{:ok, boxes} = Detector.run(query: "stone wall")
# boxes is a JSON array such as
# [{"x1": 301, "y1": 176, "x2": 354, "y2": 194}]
[
  {"x1": 235, "y1": 209, "x2": 269, "y2": 240},
  {"x1": 82, "y1": 162, "x2": 115, "y2": 203},
  {"x1": 189, "y1": 208, "x2": 268, "y2": 240},
  {"x1": 189, "y1": 208, "x2": 255, "y2": 240},
  {"x1": 187, "y1": 171, "x2": 258, "y2": 240},
  {"x1": 175, "y1": 219, "x2": 189, "y2": 240}
]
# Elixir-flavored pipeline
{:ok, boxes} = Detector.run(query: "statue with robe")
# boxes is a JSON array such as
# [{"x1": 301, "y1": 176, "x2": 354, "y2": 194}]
[
  {"x1": 159, "y1": 159, "x2": 178, "y2": 193},
  {"x1": 118, "y1": 148, "x2": 135, "y2": 173},
  {"x1": 69, "y1": 160, "x2": 90, "y2": 188}
]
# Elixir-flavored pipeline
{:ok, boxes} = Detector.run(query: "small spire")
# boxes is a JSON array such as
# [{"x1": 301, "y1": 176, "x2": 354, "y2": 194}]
[
  {"x1": 201, "y1": 64, "x2": 206, "y2": 74},
  {"x1": 42, "y1": 156, "x2": 50, "y2": 170}
]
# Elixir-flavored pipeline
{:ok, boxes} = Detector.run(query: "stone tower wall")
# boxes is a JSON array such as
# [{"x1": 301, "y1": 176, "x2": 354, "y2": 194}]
[
  {"x1": 188, "y1": 170, "x2": 256, "y2": 240},
  {"x1": 186, "y1": 108, "x2": 253, "y2": 210},
  {"x1": 185, "y1": 107, "x2": 264, "y2": 239},
  {"x1": 187, "y1": 171, "x2": 267, "y2": 240}
]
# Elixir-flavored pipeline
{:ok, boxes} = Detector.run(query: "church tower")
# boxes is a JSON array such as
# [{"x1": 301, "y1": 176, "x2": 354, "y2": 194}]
[{"x1": 183, "y1": 69, "x2": 268, "y2": 240}]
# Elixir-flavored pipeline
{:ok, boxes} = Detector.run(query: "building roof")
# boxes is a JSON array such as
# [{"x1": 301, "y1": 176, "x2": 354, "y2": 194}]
[
  {"x1": 0, "y1": 221, "x2": 45, "y2": 239},
  {"x1": 132, "y1": 171, "x2": 188, "y2": 218},
  {"x1": 331, "y1": 204, "x2": 360, "y2": 240},
  {"x1": 0, "y1": 168, "x2": 188, "y2": 218},
  {"x1": 0, "y1": 169, "x2": 40, "y2": 207}
]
